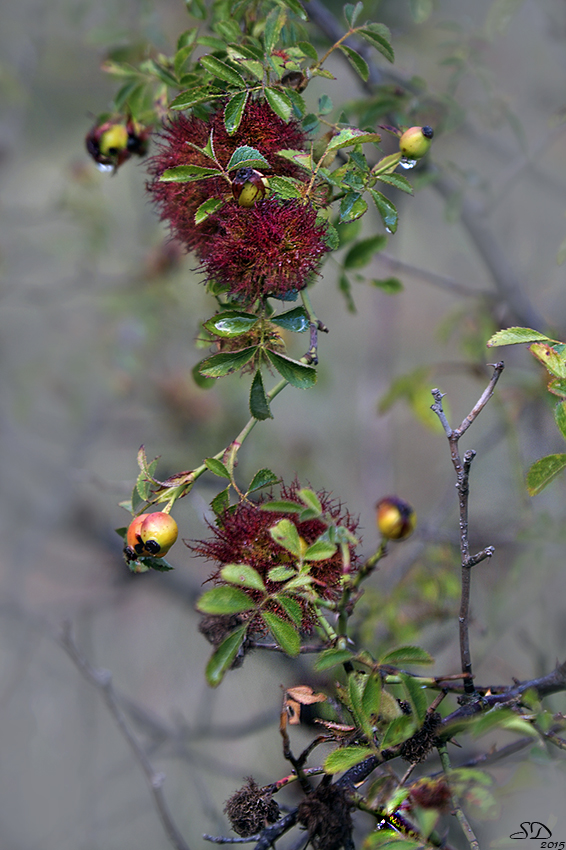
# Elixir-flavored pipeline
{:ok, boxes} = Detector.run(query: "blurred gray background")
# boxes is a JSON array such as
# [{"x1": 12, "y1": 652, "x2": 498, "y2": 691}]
[{"x1": 2, "y1": 0, "x2": 566, "y2": 847}]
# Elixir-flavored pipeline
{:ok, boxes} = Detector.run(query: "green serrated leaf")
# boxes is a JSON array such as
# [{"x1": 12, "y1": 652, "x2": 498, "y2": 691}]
[
  {"x1": 131, "y1": 482, "x2": 145, "y2": 514},
  {"x1": 224, "y1": 90, "x2": 249, "y2": 134},
  {"x1": 277, "y1": 596, "x2": 303, "y2": 626},
  {"x1": 195, "y1": 197, "x2": 225, "y2": 224},
  {"x1": 362, "y1": 674, "x2": 382, "y2": 720},
  {"x1": 211, "y1": 487, "x2": 230, "y2": 516},
  {"x1": 318, "y1": 221, "x2": 338, "y2": 250},
  {"x1": 248, "y1": 468, "x2": 279, "y2": 493},
  {"x1": 265, "y1": 350, "x2": 317, "y2": 388},
  {"x1": 264, "y1": 6, "x2": 287, "y2": 53},
  {"x1": 399, "y1": 673, "x2": 428, "y2": 722},
  {"x1": 264, "y1": 87, "x2": 292, "y2": 122},
  {"x1": 174, "y1": 44, "x2": 195, "y2": 79},
  {"x1": 381, "y1": 646, "x2": 434, "y2": 666},
  {"x1": 344, "y1": 235, "x2": 387, "y2": 269},
  {"x1": 554, "y1": 400, "x2": 566, "y2": 442},
  {"x1": 377, "y1": 172, "x2": 414, "y2": 195},
  {"x1": 221, "y1": 563, "x2": 266, "y2": 591},
  {"x1": 303, "y1": 538, "x2": 337, "y2": 561},
  {"x1": 324, "y1": 746, "x2": 375, "y2": 774},
  {"x1": 160, "y1": 165, "x2": 221, "y2": 182},
  {"x1": 548, "y1": 378, "x2": 566, "y2": 398},
  {"x1": 250, "y1": 369, "x2": 273, "y2": 420},
  {"x1": 198, "y1": 347, "x2": 258, "y2": 378},
  {"x1": 371, "y1": 277, "x2": 403, "y2": 294},
  {"x1": 369, "y1": 189, "x2": 398, "y2": 233},
  {"x1": 268, "y1": 565, "x2": 296, "y2": 581},
  {"x1": 296, "y1": 488, "x2": 321, "y2": 513},
  {"x1": 268, "y1": 176, "x2": 304, "y2": 199},
  {"x1": 261, "y1": 611, "x2": 300, "y2": 655},
  {"x1": 529, "y1": 342, "x2": 566, "y2": 378},
  {"x1": 270, "y1": 518, "x2": 302, "y2": 557},
  {"x1": 200, "y1": 55, "x2": 246, "y2": 88},
  {"x1": 271, "y1": 306, "x2": 309, "y2": 332},
  {"x1": 339, "y1": 45, "x2": 369, "y2": 81},
  {"x1": 349, "y1": 673, "x2": 374, "y2": 739},
  {"x1": 526, "y1": 454, "x2": 566, "y2": 496},
  {"x1": 357, "y1": 24, "x2": 394, "y2": 63},
  {"x1": 226, "y1": 145, "x2": 271, "y2": 171},
  {"x1": 298, "y1": 40, "x2": 318, "y2": 61},
  {"x1": 169, "y1": 86, "x2": 225, "y2": 111},
  {"x1": 195, "y1": 35, "x2": 227, "y2": 50},
  {"x1": 380, "y1": 715, "x2": 416, "y2": 748},
  {"x1": 327, "y1": 127, "x2": 382, "y2": 152},
  {"x1": 192, "y1": 361, "x2": 217, "y2": 389},
  {"x1": 203, "y1": 311, "x2": 259, "y2": 338},
  {"x1": 340, "y1": 192, "x2": 368, "y2": 223},
  {"x1": 486, "y1": 327, "x2": 554, "y2": 347},
  {"x1": 205, "y1": 626, "x2": 247, "y2": 687},
  {"x1": 197, "y1": 585, "x2": 256, "y2": 615},
  {"x1": 261, "y1": 499, "x2": 302, "y2": 513},
  {"x1": 204, "y1": 457, "x2": 231, "y2": 479},
  {"x1": 314, "y1": 648, "x2": 354, "y2": 672},
  {"x1": 279, "y1": 0, "x2": 308, "y2": 19},
  {"x1": 344, "y1": 1, "x2": 364, "y2": 28}
]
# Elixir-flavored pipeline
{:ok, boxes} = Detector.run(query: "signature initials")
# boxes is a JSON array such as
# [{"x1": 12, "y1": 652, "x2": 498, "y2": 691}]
[{"x1": 510, "y1": 822, "x2": 553, "y2": 840}]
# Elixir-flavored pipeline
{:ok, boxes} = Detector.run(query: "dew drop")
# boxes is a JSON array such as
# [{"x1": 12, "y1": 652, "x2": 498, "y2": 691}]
[
  {"x1": 96, "y1": 163, "x2": 114, "y2": 174},
  {"x1": 399, "y1": 157, "x2": 417, "y2": 170}
]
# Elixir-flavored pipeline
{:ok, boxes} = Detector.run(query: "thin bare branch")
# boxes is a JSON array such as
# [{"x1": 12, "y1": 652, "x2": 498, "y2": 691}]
[{"x1": 59, "y1": 622, "x2": 192, "y2": 850}]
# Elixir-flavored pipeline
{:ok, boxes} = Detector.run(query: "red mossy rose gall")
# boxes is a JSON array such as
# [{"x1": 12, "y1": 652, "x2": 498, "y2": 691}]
[
  {"x1": 146, "y1": 100, "x2": 307, "y2": 253},
  {"x1": 146, "y1": 99, "x2": 330, "y2": 303},
  {"x1": 198, "y1": 198, "x2": 329, "y2": 302},
  {"x1": 188, "y1": 482, "x2": 360, "y2": 633}
]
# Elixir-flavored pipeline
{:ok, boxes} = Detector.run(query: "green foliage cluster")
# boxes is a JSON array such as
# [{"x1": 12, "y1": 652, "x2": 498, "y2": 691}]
[{"x1": 83, "y1": 0, "x2": 566, "y2": 848}]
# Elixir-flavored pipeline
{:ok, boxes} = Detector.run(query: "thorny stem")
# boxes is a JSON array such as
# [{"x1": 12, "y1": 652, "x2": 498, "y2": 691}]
[
  {"x1": 59, "y1": 623, "x2": 191, "y2": 850},
  {"x1": 438, "y1": 743, "x2": 480, "y2": 850},
  {"x1": 430, "y1": 362, "x2": 504, "y2": 696}
]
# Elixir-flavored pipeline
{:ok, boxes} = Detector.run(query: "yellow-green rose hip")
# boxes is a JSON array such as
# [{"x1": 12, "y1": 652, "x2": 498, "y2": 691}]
[
  {"x1": 399, "y1": 126, "x2": 434, "y2": 160},
  {"x1": 376, "y1": 497, "x2": 416, "y2": 541},
  {"x1": 140, "y1": 512, "x2": 179, "y2": 557}
]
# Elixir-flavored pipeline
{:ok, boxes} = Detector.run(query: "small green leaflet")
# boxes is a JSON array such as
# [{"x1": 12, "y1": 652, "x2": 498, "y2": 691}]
[
  {"x1": 261, "y1": 612, "x2": 300, "y2": 656},
  {"x1": 195, "y1": 197, "x2": 224, "y2": 224},
  {"x1": 198, "y1": 347, "x2": 258, "y2": 377},
  {"x1": 270, "y1": 518, "x2": 302, "y2": 557},
  {"x1": 270, "y1": 306, "x2": 310, "y2": 332},
  {"x1": 324, "y1": 746, "x2": 375, "y2": 774},
  {"x1": 264, "y1": 87, "x2": 292, "y2": 122},
  {"x1": 339, "y1": 45, "x2": 369, "y2": 82},
  {"x1": 224, "y1": 90, "x2": 249, "y2": 135},
  {"x1": 160, "y1": 165, "x2": 220, "y2": 182},
  {"x1": 344, "y1": 235, "x2": 387, "y2": 269},
  {"x1": 247, "y1": 467, "x2": 279, "y2": 493},
  {"x1": 226, "y1": 146, "x2": 271, "y2": 172},
  {"x1": 380, "y1": 646, "x2": 434, "y2": 665},
  {"x1": 526, "y1": 454, "x2": 566, "y2": 496},
  {"x1": 204, "y1": 457, "x2": 231, "y2": 479},
  {"x1": 486, "y1": 327, "x2": 556, "y2": 348},
  {"x1": 197, "y1": 585, "x2": 256, "y2": 615},
  {"x1": 203, "y1": 311, "x2": 259, "y2": 338},
  {"x1": 205, "y1": 626, "x2": 247, "y2": 687},
  {"x1": 249, "y1": 369, "x2": 273, "y2": 420},
  {"x1": 265, "y1": 350, "x2": 317, "y2": 388},
  {"x1": 199, "y1": 55, "x2": 246, "y2": 88},
  {"x1": 220, "y1": 563, "x2": 266, "y2": 591}
]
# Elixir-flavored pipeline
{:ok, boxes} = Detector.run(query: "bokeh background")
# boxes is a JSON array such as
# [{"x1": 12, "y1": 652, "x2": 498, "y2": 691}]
[{"x1": 2, "y1": 0, "x2": 566, "y2": 847}]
